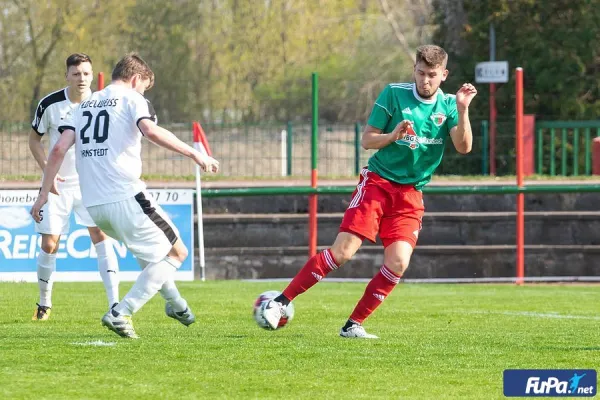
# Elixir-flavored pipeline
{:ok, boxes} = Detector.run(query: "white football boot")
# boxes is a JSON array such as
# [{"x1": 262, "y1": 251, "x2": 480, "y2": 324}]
[
  {"x1": 260, "y1": 300, "x2": 286, "y2": 330},
  {"x1": 339, "y1": 323, "x2": 379, "y2": 339}
]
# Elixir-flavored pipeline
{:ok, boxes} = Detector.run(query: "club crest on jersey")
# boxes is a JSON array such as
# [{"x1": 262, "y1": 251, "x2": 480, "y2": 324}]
[{"x1": 430, "y1": 112, "x2": 447, "y2": 127}]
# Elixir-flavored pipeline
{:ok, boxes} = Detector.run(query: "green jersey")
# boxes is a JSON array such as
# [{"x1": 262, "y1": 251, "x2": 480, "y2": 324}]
[{"x1": 367, "y1": 83, "x2": 459, "y2": 189}]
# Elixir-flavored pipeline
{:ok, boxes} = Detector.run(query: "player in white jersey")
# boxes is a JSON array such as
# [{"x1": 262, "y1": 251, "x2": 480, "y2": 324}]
[
  {"x1": 29, "y1": 53, "x2": 120, "y2": 320},
  {"x1": 31, "y1": 53, "x2": 219, "y2": 339}
]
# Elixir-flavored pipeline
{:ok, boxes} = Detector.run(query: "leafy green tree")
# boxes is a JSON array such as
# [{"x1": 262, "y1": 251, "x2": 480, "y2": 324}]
[
  {"x1": 0, "y1": 0, "x2": 132, "y2": 121},
  {"x1": 433, "y1": 0, "x2": 599, "y2": 119}
]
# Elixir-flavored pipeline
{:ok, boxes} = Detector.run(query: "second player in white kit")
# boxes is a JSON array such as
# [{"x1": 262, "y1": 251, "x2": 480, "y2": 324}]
[{"x1": 29, "y1": 53, "x2": 120, "y2": 320}]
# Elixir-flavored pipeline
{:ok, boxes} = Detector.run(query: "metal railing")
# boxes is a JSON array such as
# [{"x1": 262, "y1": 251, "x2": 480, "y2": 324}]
[
  {"x1": 535, "y1": 120, "x2": 600, "y2": 176},
  {"x1": 200, "y1": 183, "x2": 600, "y2": 198}
]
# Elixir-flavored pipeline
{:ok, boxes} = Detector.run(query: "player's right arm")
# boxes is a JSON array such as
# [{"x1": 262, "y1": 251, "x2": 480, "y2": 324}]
[
  {"x1": 30, "y1": 129, "x2": 76, "y2": 222},
  {"x1": 28, "y1": 130, "x2": 47, "y2": 171},
  {"x1": 138, "y1": 119, "x2": 219, "y2": 173},
  {"x1": 30, "y1": 99, "x2": 49, "y2": 171},
  {"x1": 30, "y1": 98, "x2": 64, "y2": 182},
  {"x1": 360, "y1": 84, "x2": 413, "y2": 150},
  {"x1": 361, "y1": 121, "x2": 413, "y2": 150}
]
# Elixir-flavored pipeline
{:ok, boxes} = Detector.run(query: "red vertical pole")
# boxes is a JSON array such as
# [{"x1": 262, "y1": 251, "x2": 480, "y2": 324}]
[
  {"x1": 309, "y1": 171, "x2": 317, "y2": 257},
  {"x1": 489, "y1": 83, "x2": 497, "y2": 175},
  {"x1": 309, "y1": 73, "x2": 319, "y2": 257},
  {"x1": 97, "y1": 72, "x2": 104, "y2": 90},
  {"x1": 515, "y1": 68, "x2": 525, "y2": 285},
  {"x1": 593, "y1": 138, "x2": 600, "y2": 175},
  {"x1": 523, "y1": 115, "x2": 536, "y2": 176}
]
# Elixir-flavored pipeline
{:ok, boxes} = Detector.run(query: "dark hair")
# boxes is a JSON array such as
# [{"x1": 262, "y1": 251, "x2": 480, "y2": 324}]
[
  {"x1": 66, "y1": 53, "x2": 92, "y2": 70},
  {"x1": 111, "y1": 52, "x2": 155, "y2": 90},
  {"x1": 415, "y1": 45, "x2": 448, "y2": 68}
]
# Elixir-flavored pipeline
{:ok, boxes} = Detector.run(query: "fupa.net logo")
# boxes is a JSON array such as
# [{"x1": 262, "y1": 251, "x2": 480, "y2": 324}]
[{"x1": 504, "y1": 369, "x2": 597, "y2": 397}]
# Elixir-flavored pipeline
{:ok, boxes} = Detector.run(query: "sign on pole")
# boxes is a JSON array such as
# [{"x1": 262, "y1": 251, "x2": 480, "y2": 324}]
[{"x1": 475, "y1": 61, "x2": 509, "y2": 83}]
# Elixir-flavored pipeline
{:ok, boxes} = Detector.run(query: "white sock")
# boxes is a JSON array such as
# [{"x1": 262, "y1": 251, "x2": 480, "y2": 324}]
[
  {"x1": 37, "y1": 249, "x2": 57, "y2": 308},
  {"x1": 136, "y1": 257, "x2": 149, "y2": 269},
  {"x1": 137, "y1": 257, "x2": 187, "y2": 312},
  {"x1": 159, "y1": 279, "x2": 188, "y2": 312},
  {"x1": 115, "y1": 256, "x2": 182, "y2": 316},
  {"x1": 95, "y1": 240, "x2": 120, "y2": 308}
]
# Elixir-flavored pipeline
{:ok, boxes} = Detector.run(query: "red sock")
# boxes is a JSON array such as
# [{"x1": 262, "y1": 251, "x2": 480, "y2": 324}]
[
  {"x1": 349, "y1": 265, "x2": 401, "y2": 324},
  {"x1": 282, "y1": 249, "x2": 339, "y2": 301}
]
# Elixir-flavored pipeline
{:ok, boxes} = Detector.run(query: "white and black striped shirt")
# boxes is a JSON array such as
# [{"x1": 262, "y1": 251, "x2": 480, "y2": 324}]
[{"x1": 32, "y1": 87, "x2": 91, "y2": 188}]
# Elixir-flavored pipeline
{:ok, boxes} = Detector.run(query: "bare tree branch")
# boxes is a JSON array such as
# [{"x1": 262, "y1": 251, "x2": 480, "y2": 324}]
[
  {"x1": 378, "y1": 0, "x2": 415, "y2": 62},
  {"x1": 28, "y1": 7, "x2": 67, "y2": 112}
]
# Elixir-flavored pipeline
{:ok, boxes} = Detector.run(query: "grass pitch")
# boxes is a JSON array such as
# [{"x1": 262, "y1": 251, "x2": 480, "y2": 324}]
[{"x1": 0, "y1": 281, "x2": 598, "y2": 399}]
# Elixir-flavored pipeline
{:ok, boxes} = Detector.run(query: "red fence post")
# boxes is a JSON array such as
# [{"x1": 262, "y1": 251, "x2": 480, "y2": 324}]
[
  {"x1": 515, "y1": 68, "x2": 525, "y2": 285},
  {"x1": 593, "y1": 138, "x2": 600, "y2": 175},
  {"x1": 523, "y1": 114, "x2": 536, "y2": 176}
]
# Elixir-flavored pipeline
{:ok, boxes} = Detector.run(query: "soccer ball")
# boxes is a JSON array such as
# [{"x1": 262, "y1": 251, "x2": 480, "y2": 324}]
[{"x1": 253, "y1": 290, "x2": 295, "y2": 330}]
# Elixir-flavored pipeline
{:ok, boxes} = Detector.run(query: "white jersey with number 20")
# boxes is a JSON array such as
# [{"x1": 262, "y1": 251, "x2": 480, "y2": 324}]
[{"x1": 60, "y1": 84, "x2": 156, "y2": 208}]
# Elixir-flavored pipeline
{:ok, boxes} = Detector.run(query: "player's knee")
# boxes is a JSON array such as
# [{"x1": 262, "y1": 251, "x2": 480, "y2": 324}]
[
  {"x1": 330, "y1": 242, "x2": 358, "y2": 265},
  {"x1": 40, "y1": 236, "x2": 59, "y2": 253},
  {"x1": 87, "y1": 227, "x2": 106, "y2": 244},
  {"x1": 40, "y1": 242, "x2": 56, "y2": 253},
  {"x1": 330, "y1": 247, "x2": 352, "y2": 265},
  {"x1": 385, "y1": 255, "x2": 411, "y2": 275},
  {"x1": 384, "y1": 241, "x2": 414, "y2": 275},
  {"x1": 168, "y1": 240, "x2": 188, "y2": 263},
  {"x1": 178, "y1": 245, "x2": 189, "y2": 261},
  {"x1": 330, "y1": 232, "x2": 363, "y2": 266}
]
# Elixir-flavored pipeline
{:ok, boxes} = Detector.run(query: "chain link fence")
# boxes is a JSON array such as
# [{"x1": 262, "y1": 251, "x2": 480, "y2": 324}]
[{"x1": 0, "y1": 119, "x2": 518, "y2": 180}]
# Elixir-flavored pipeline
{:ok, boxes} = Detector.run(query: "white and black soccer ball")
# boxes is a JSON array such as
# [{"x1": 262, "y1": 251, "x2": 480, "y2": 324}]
[{"x1": 253, "y1": 290, "x2": 295, "y2": 330}]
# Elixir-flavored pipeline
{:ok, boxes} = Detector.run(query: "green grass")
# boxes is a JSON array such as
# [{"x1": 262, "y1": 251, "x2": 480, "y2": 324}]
[{"x1": 1, "y1": 282, "x2": 599, "y2": 399}]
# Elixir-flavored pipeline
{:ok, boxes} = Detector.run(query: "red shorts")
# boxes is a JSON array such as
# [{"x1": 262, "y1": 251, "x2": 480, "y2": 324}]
[{"x1": 339, "y1": 168, "x2": 425, "y2": 248}]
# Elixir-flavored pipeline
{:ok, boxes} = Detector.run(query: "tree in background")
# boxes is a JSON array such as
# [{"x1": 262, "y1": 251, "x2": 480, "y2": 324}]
[
  {"x1": 0, "y1": 0, "x2": 133, "y2": 121},
  {"x1": 1, "y1": 0, "x2": 595, "y2": 124},
  {"x1": 0, "y1": 0, "x2": 433, "y2": 124},
  {"x1": 433, "y1": 0, "x2": 599, "y2": 120}
]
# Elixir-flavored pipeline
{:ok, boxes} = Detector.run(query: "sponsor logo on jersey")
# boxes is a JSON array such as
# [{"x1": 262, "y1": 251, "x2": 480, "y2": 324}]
[
  {"x1": 397, "y1": 128, "x2": 419, "y2": 149},
  {"x1": 396, "y1": 126, "x2": 444, "y2": 150}
]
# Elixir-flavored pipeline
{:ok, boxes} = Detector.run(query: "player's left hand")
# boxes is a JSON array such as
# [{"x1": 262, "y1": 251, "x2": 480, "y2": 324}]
[
  {"x1": 30, "y1": 193, "x2": 48, "y2": 223},
  {"x1": 456, "y1": 83, "x2": 477, "y2": 112}
]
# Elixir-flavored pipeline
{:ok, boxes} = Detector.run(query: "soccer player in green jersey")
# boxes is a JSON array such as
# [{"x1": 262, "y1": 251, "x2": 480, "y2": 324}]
[{"x1": 259, "y1": 44, "x2": 477, "y2": 338}]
